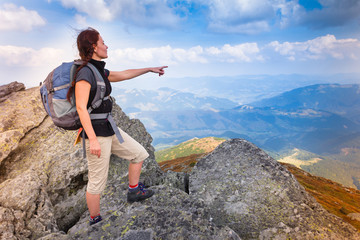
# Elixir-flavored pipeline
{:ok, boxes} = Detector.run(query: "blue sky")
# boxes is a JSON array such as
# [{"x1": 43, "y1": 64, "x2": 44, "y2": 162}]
[{"x1": 1, "y1": 0, "x2": 360, "y2": 88}]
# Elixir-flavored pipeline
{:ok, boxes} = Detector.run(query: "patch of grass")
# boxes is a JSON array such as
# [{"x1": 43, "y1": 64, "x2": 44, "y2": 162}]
[{"x1": 155, "y1": 137, "x2": 225, "y2": 162}]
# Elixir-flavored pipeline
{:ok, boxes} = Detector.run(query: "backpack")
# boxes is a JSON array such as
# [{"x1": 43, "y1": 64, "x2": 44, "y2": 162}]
[
  {"x1": 40, "y1": 60, "x2": 124, "y2": 157},
  {"x1": 40, "y1": 60, "x2": 106, "y2": 130}
]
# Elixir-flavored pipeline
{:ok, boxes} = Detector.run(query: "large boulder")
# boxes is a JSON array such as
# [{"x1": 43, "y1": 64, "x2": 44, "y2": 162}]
[
  {"x1": 0, "y1": 82, "x2": 45, "y2": 165},
  {"x1": 189, "y1": 139, "x2": 360, "y2": 239}
]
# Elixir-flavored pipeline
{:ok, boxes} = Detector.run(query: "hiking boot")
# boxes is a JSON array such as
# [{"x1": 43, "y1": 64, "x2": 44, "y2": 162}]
[
  {"x1": 138, "y1": 182, "x2": 147, "y2": 190},
  {"x1": 127, "y1": 183, "x2": 154, "y2": 203},
  {"x1": 89, "y1": 215, "x2": 102, "y2": 226}
]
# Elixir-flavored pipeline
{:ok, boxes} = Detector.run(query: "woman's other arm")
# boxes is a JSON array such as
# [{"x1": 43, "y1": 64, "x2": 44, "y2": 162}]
[{"x1": 75, "y1": 80, "x2": 101, "y2": 158}]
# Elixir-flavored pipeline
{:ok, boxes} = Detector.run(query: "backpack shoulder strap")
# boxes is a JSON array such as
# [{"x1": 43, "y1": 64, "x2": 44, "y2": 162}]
[
  {"x1": 86, "y1": 62, "x2": 106, "y2": 112},
  {"x1": 72, "y1": 60, "x2": 107, "y2": 113},
  {"x1": 84, "y1": 63, "x2": 124, "y2": 144}
]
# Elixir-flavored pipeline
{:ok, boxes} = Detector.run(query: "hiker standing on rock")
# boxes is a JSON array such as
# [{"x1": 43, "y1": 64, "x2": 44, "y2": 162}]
[{"x1": 68, "y1": 27, "x2": 167, "y2": 225}]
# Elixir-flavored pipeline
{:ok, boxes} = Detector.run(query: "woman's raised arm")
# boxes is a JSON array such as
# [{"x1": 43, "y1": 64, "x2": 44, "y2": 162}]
[{"x1": 108, "y1": 66, "x2": 168, "y2": 82}]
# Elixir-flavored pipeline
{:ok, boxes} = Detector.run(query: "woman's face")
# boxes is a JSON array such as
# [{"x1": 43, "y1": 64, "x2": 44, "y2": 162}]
[{"x1": 93, "y1": 35, "x2": 108, "y2": 60}]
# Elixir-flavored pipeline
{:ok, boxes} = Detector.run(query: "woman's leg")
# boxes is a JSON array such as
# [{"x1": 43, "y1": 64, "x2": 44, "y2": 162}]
[
  {"x1": 128, "y1": 161, "x2": 143, "y2": 186},
  {"x1": 85, "y1": 136, "x2": 112, "y2": 217},
  {"x1": 111, "y1": 128, "x2": 149, "y2": 180},
  {"x1": 86, "y1": 192, "x2": 101, "y2": 217},
  {"x1": 111, "y1": 128, "x2": 154, "y2": 202}
]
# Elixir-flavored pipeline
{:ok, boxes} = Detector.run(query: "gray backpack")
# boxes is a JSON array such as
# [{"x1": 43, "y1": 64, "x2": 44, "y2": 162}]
[
  {"x1": 40, "y1": 60, "x2": 124, "y2": 157},
  {"x1": 40, "y1": 60, "x2": 110, "y2": 130}
]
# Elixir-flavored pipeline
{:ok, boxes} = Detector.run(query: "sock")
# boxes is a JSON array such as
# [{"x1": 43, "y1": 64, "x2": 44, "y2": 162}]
[
  {"x1": 90, "y1": 214, "x2": 100, "y2": 219},
  {"x1": 129, "y1": 183, "x2": 139, "y2": 190}
]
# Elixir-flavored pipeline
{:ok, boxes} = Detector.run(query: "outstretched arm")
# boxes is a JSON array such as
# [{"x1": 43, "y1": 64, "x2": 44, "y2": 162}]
[{"x1": 108, "y1": 66, "x2": 168, "y2": 82}]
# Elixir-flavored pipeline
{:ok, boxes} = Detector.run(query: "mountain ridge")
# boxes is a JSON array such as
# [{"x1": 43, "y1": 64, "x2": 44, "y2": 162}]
[
  {"x1": 249, "y1": 83, "x2": 360, "y2": 124},
  {"x1": 126, "y1": 84, "x2": 360, "y2": 149},
  {"x1": 112, "y1": 87, "x2": 238, "y2": 113}
]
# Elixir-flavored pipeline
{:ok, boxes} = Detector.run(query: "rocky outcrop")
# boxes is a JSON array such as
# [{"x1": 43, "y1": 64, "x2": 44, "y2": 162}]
[
  {"x1": 0, "y1": 82, "x2": 185, "y2": 239},
  {"x1": 1, "y1": 82, "x2": 359, "y2": 240},
  {"x1": 65, "y1": 185, "x2": 240, "y2": 240},
  {"x1": 190, "y1": 139, "x2": 360, "y2": 239},
  {"x1": 0, "y1": 81, "x2": 25, "y2": 103},
  {"x1": 0, "y1": 82, "x2": 45, "y2": 165}
]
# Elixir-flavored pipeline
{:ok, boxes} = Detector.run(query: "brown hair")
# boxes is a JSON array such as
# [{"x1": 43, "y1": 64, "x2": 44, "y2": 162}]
[{"x1": 67, "y1": 27, "x2": 100, "y2": 101}]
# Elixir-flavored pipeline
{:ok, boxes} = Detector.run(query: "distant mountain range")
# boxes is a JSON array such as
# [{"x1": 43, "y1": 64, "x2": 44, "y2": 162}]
[
  {"x1": 113, "y1": 83, "x2": 360, "y2": 189},
  {"x1": 116, "y1": 84, "x2": 360, "y2": 152},
  {"x1": 112, "y1": 87, "x2": 238, "y2": 113},
  {"x1": 250, "y1": 84, "x2": 360, "y2": 124},
  {"x1": 115, "y1": 73, "x2": 360, "y2": 104}
]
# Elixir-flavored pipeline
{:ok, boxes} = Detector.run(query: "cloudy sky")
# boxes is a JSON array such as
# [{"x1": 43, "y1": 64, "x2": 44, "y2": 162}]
[{"x1": 1, "y1": 0, "x2": 360, "y2": 88}]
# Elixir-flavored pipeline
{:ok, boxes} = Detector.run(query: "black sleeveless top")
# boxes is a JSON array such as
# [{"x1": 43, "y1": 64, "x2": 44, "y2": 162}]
[{"x1": 75, "y1": 59, "x2": 115, "y2": 137}]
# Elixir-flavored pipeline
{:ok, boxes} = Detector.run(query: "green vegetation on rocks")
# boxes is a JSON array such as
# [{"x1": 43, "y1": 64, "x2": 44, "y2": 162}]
[{"x1": 155, "y1": 137, "x2": 225, "y2": 162}]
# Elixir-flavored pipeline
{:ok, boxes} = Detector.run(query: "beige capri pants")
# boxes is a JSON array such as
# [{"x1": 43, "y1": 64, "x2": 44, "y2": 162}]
[{"x1": 85, "y1": 127, "x2": 149, "y2": 194}]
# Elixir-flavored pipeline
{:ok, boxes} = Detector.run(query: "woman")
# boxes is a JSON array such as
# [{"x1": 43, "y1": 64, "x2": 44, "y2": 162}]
[{"x1": 70, "y1": 28, "x2": 167, "y2": 225}]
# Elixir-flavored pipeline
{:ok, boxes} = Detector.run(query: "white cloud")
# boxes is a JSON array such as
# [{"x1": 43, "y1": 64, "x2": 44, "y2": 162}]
[
  {"x1": 114, "y1": 0, "x2": 181, "y2": 28},
  {"x1": 272, "y1": 0, "x2": 360, "y2": 29},
  {"x1": 74, "y1": 14, "x2": 88, "y2": 27},
  {"x1": 268, "y1": 34, "x2": 360, "y2": 61},
  {"x1": 199, "y1": 0, "x2": 317, "y2": 33},
  {"x1": 111, "y1": 46, "x2": 178, "y2": 65},
  {"x1": 272, "y1": 0, "x2": 304, "y2": 28},
  {"x1": 59, "y1": 0, "x2": 113, "y2": 21},
  {"x1": 50, "y1": 0, "x2": 360, "y2": 34},
  {"x1": 111, "y1": 45, "x2": 206, "y2": 65},
  {"x1": 0, "y1": 3, "x2": 46, "y2": 32},
  {"x1": 0, "y1": 45, "x2": 64, "y2": 67},
  {"x1": 198, "y1": 0, "x2": 360, "y2": 33},
  {"x1": 1, "y1": 34, "x2": 356, "y2": 72},
  {"x1": 205, "y1": 0, "x2": 274, "y2": 34},
  {"x1": 179, "y1": 46, "x2": 207, "y2": 63},
  {"x1": 206, "y1": 43, "x2": 263, "y2": 62},
  {"x1": 209, "y1": 20, "x2": 270, "y2": 35},
  {"x1": 109, "y1": 35, "x2": 359, "y2": 66},
  {"x1": 110, "y1": 43, "x2": 263, "y2": 66},
  {"x1": 58, "y1": 0, "x2": 181, "y2": 28}
]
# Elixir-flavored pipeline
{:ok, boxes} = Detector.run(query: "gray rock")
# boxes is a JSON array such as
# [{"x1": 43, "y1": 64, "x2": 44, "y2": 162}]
[
  {"x1": 0, "y1": 169, "x2": 58, "y2": 239},
  {"x1": 0, "y1": 86, "x2": 46, "y2": 164},
  {"x1": 0, "y1": 83, "x2": 188, "y2": 239},
  {"x1": 67, "y1": 185, "x2": 240, "y2": 240},
  {"x1": 0, "y1": 206, "x2": 17, "y2": 240},
  {"x1": 0, "y1": 81, "x2": 25, "y2": 101},
  {"x1": 189, "y1": 139, "x2": 360, "y2": 239}
]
